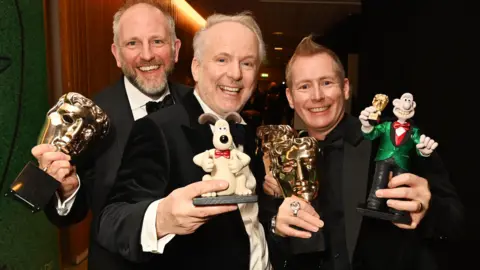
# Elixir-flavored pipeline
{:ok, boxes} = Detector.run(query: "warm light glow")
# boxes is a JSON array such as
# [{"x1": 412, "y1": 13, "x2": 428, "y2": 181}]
[
  {"x1": 11, "y1": 183, "x2": 23, "y2": 192},
  {"x1": 273, "y1": 31, "x2": 283, "y2": 35},
  {"x1": 172, "y1": 0, "x2": 206, "y2": 28},
  {"x1": 274, "y1": 47, "x2": 283, "y2": 51},
  {"x1": 261, "y1": 73, "x2": 269, "y2": 78}
]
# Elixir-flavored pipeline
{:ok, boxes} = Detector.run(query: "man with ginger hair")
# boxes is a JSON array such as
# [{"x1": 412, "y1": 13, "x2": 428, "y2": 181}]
[{"x1": 260, "y1": 35, "x2": 464, "y2": 270}]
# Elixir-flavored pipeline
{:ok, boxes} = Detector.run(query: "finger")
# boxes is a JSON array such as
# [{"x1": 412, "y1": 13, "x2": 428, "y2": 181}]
[
  {"x1": 388, "y1": 173, "x2": 418, "y2": 188},
  {"x1": 276, "y1": 224, "x2": 311, "y2": 238},
  {"x1": 359, "y1": 114, "x2": 368, "y2": 121},
  {"x1": 387, "y1": 199, "x2": 423, "y2": 212},
  {"x1": 416, "y1": 143, "x2": 425, "y2": 149},
  {"x1": 48, "y1": 160, "x2": 72, "y2": 175},
  {"x1": 430, "y1": 142, "x2": 438, "y2": 150},
  {"x1": 264, "y1": 179, "x2": 280, "y2": 191},
  {"x1": 426, "y1": 139, "x2": 435, "y2": 149},
  {"x1": 41, "y1": 152, "x2": 71, "y2": 166},
  {"x1": 360, "y1": 110, "x2": 370, "y2": 117},
  {"x1": 31, "y1": 144, "x2": 57, "y2": 159},
  {"x1": 192, "y1": 204, "x2": 238, "y2": 218},
  {"x1": 186, "y1": 180, "x2": 230, "y2": 198},
  {"x1": 423, "y1": 137, "x2": 431, "y2": 146},
  {"x1": 54, "y1": 168, "x2": 71, "y2": 181},
  {"x1": 366, "y1": 106, "x2": 377, "y2": 113},
  {"x1": 296, "y1": 209, "x2": 323, "y2": 228},
  {"x1": 393, "y1": 222, "x2": 417, "y2": 230},
  {"x1": 376, "y1": 187, "x2": 415, "y2": 200},
  {"x1": 262, "y1": 183, "x2": 275, "y2": 196},
  {"x1": 296, "y1": 202, "x2": 320, "y2": 219},
  {"x1": 280, "y1": 214, "x2": 320, "y2": 233}
]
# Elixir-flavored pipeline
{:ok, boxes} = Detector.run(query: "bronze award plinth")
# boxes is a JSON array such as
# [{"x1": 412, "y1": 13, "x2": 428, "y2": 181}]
[
  {"x1": 270, "y1": 136, "x2": 325, "y2": 254},
  {"x1": 5, "y1": 92, "x2": 110, "y2": 213}
]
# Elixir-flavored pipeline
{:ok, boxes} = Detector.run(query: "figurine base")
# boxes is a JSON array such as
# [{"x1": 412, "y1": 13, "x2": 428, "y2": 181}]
[
  {"x1": 193, "y1": 195, "x2": 258, "y2": 206},
  {"x1": 5, "y1": 161, "x2": 60, "y2": 213},
  {"x1": 290, "y1": 227, "x2": 325, "y2": 254},
  {"x1": 356, "y1": 203, "x2": 411, "y2": 225}
]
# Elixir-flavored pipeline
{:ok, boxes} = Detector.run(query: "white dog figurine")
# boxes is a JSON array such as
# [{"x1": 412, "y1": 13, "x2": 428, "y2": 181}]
[{"x1": 193, "y1": 112, "x2": 252, "y2": 197}]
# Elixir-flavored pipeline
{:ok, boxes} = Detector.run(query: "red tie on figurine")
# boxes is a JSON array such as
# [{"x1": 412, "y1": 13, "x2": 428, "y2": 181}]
[
  {"x1": 393, "y1": 121, "x2": 410, "y2": 146},
  {"x1": 215, "y1": 149, "x2": 231, "y2": 159}
]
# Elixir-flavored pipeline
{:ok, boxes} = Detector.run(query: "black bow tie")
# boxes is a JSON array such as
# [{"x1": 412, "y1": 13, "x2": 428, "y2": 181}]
[
  {"x1": 229, "y1": 123, "x2": 246, "y2": 146},
  {"x1": 145, "y1": 94, "x2": 174, "y2": 114}
]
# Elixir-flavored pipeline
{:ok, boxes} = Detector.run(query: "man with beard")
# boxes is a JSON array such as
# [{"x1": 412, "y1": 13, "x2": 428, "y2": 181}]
[{"x1": 30, "y1": 1, "x2": 190, "y2": 269}]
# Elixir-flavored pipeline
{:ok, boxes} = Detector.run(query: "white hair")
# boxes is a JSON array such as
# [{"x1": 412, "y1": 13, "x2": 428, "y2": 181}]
[
  {"x1": 192, "y1": 11, "x2": 266, "y2": 64},
  {"x1": 112, "y1": 1, "x2": 177, "y2": 47}
]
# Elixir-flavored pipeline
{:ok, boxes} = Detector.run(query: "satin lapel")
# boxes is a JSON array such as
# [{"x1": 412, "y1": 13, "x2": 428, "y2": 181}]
[
  {"x1": 342, "y1": 118, "x2": 372, "y2": 261},
  {"x1": 110, "y1": 80, "x2": 135, "y2": 157}
]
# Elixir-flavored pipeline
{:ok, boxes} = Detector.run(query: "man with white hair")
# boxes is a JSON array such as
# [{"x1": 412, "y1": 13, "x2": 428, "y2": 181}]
[
  {"x1": 31, "y1": 1, "x2": 190, "y2": 269},
  {"x1": 97, "y1": 11, "x2": 272, "y2": 270}
]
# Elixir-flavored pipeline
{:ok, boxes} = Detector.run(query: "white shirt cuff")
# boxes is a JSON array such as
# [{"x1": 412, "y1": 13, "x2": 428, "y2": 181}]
[
  {"x1": 55, "y1": 174, "x2": 81, "y2": 216},
  {"x1": 141, "y1": 199, "x2": 176, "y2": 254}
]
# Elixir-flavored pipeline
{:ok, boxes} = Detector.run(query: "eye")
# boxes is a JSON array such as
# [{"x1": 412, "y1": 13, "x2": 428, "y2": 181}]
[
  {"x1": 126, "y1": 41, "x2": 136, "y2": 47},
  {"x1": 63, "y1": 115, "x2": 74, "y2": 124},
  {"x1": 299, "y1": 84, "x2": 309, "y2": 90}
]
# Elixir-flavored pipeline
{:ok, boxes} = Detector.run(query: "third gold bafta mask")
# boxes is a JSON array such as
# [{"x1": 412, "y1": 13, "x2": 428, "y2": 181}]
[
  {"x1": 38, "y1": 92, "x2": 110, "y2": 156},
  {"x1": 256, "y1": 125, "x2": 297, "y2": 173},
  {"x1": 368, "y1": 94, "x2": 389, "y2": 122},
  {"x1": 270, "y1": 137, "x2": 319, "y2": 201}
]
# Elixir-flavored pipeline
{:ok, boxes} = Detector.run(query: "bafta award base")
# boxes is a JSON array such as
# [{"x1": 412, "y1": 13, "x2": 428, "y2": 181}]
[
  {"x1": 356, "y1": 203, "x2": 411, "y2": 225},
  {"x1": 193, "y1": 195, "x2": 258, "y2": 206},
  {"x1": 5, "y1": 161, "x2": 60, "y2": 213},
  {"x1": 289, "y1": 227, "x2": 325, "y2": 255}
]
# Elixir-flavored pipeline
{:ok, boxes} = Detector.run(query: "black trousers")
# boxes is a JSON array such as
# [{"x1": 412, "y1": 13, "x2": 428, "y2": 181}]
[{"x1": 367, "y1": 157, "x2": 407, "y2": 208}]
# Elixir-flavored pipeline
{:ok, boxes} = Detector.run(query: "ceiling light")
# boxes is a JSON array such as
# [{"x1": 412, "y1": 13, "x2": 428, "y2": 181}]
[
  {"x1": 273, "y1": 32, "x2": 283, "y2": 35},
  {"x1": 274, "y1": 47, "x2": 283, "y2": 51},
  {"x1": 172, "y1": 0, "x2": 206, "y2": 27}
]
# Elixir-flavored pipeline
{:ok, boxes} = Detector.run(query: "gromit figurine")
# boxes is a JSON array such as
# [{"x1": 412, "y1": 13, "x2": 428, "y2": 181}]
[
  {"x1": 357, "y1": 92, "x2": 438, "y2": 224},
  {"x1": 193, "y1": 112, "x2": 257, "y2": 205}
]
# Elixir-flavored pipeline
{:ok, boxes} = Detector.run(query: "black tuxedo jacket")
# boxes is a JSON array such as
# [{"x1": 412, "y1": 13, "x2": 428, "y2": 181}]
[
  {"x1": 43, "y1": 78, "x2": 190, "y2": 270},
  {"x1": 97, "y1": 90, "x2": 262, "y2": 269},
  {"x1": 260, "y1": 115, "x2": 464, "y2": 270}
]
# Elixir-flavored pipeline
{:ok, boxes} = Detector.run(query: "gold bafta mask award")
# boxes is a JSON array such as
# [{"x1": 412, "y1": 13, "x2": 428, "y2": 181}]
[
  {"x1": 6, "y1": 92, "x2": 110, "y2": 213},
  {"x1": 269, "y1": 137, "x2": 319, "y2": 201},
  {"x1": 256, "y1": 125, "x2": 297, "y2": 175},
  {"x1": 368, "y1": 93, "x2": 389, "y2": 125}
]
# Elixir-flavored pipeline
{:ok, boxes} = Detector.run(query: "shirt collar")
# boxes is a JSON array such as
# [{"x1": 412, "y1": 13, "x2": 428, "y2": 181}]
[
  {"x1": 124, "y1": 76, "x2": 171, "y2": 110},
  {"x1": 193, "y1": 89, "x2": 247, "y2": 125}
]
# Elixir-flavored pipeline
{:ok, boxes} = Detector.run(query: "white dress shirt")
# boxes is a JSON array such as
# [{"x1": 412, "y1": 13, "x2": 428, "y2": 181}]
[
  {"x1": 55, "y1": 76, "x2": 170, "y2": 215},
  {"x1": 141, "y1": 89, "x2": 271, "y2": 270}
]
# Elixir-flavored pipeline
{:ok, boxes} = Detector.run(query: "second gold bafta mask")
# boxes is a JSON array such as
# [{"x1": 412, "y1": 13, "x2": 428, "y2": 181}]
[
  {"x1": 256, "y1": 125, "x2": 297, "y2": 173},
  {"x1": 270, "y1": 137, "x2": 319, "y2": 201}
]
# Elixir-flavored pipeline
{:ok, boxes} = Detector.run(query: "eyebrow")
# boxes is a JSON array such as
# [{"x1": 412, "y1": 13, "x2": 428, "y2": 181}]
[{"x1": 294, "y1": 76, "x2": 335, "y2": 86}]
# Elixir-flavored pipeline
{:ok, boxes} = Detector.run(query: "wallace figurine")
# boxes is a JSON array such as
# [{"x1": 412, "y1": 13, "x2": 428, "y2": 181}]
[{"x1": 356, "y1": 93, "x2": 439, "y2": 224}]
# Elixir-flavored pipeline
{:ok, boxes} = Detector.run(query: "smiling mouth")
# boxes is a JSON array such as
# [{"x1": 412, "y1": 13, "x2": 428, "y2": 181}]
[
  {"x1": 219, "y1": 85, "x2": 241, "y2": 94},
  {"x1": 138, "y1": 65, "x2": 160, "y2": 72},
  {"x1": 394, "y1": 108, "x2": 412, "y2": 117},
  {"x1": 308, "y1": 105, "x2": 330, "y2": 113}
]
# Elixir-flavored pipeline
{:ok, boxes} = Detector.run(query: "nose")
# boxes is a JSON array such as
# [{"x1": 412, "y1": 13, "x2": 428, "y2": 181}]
[
  {"x1": 227, "y1": 61, "x2": 242, "y2": 81},
  {"x1": 403, "y1": 101, "x2": 412, "y2": 110},
  {"x1": 140, "y1": 42, "x2": 154, "y2": 61},
  {"x1": 311, "y1": 86, "x2": 325, "y2": 101},
  {"x1": 220, "y1": 135, "x2": 229, "y2": 144}
]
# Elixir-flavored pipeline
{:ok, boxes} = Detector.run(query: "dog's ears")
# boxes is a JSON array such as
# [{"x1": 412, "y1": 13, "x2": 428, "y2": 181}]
[
  {"x1": 224, "y1": 112, "x2": 242, "y2": 124},
  {"x1": 198, "y1": 113, "x2": 219, "y2": 125}
]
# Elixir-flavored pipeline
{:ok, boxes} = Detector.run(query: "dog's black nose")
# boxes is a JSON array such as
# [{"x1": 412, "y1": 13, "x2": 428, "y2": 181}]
[{"x1": 220, "y1": 135, "x2": 229, "y2": 144}]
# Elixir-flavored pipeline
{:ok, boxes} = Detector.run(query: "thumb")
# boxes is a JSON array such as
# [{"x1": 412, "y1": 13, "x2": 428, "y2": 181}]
[{"x1": 186, "y1": 180, "x2": 229, "y2": 198}]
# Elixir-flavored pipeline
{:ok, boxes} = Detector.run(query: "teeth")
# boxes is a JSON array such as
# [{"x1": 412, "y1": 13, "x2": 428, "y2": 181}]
[
  {"x1": 309, "y1": 106, "x2": 329, "y2": 112},
  {"x1": 139, "y1": 65, "x2": 159, "y2": 71},
  {"x1": 396, "y1": 108, "x2": 410, "y2": 116},
  {"x1": 219, "y1": 86, "x2": 240, "y2": 92}
]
